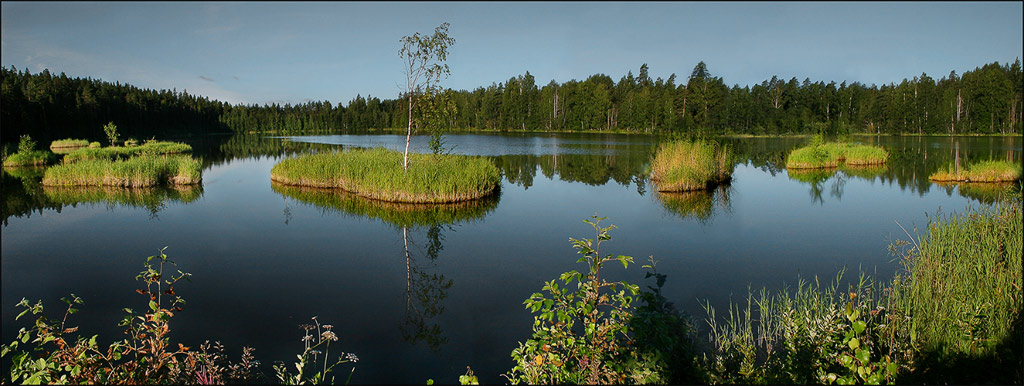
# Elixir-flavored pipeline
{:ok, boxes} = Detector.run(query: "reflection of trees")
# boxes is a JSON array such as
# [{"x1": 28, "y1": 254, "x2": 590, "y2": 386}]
[
  {"x1": 2, "y1": 168, "x2": 203, "y2": 224},
  {"x1": 933, "y1": 182, "x2": 1021, "y2": 204},
  {"x1": 490, "y1": 150, "x2": 653, "y2": 190},
  {"x1": 655, "y1": 185, "x2": 732, "y2": 223},
  {"x1": 191, "y1": 134, "x2": 343, "y2": 168},
  {"x1": 272, "y1": 182, "x2": 499, "y2": 351}
]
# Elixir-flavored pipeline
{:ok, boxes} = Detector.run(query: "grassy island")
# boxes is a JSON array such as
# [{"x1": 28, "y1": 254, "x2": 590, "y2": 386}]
[
  {"x1": 3, "y1": 150, "x2": 56, "y2": 167},
  {"x1": 270, "y1": 147, "x2": 501, "y2": 204},
  {"x1": 786, "y1": 140, "x2": 889, "y2": 169},
  {"x1": 49, "y1": 138, "x2": 91, "y2": 150},
  {"x1": 650, "y1": 140, "x2": 733, "y2": 192},
  {"x1": 928, "y1": 160, "x2": 1022, "y2": 183},
  {"x1": 42, "y1": 155, "x2": 202, "y2": 187},
  {"x1": 61, "y1": 140, "x2": 192, "y2": 163}
]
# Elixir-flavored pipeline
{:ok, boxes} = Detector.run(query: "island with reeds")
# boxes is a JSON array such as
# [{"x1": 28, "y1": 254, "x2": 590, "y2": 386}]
[
  {"x1": 270, "y1": 147, "x2": 501, "y2": 204},
  {"x1": 929, "y1": 160, "x2": 1022, "y2": 183},
  {"x1": 649, "y1": 139, "x2": 733, "y2": 192},
  {"x1": 41, "y1": 155, "x2": 202, "y2": 187},
  {"x1": 786, "y1": 138, "x2": 889, "y2": 169}
]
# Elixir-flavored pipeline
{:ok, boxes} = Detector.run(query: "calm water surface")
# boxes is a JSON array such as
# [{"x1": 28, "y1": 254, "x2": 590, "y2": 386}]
[{"x1": 2, "y1": 133, "x2": 1021, "y2": 383}]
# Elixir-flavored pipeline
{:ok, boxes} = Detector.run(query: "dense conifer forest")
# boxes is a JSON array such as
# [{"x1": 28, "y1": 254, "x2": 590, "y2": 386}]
[{"x1": 2, "y1": 60, "x2": 1021, "y2": 145}]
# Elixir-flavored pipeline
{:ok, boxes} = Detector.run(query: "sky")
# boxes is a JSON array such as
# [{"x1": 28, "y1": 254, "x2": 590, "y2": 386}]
[{"x1": 2, "y1": 1, "x2": 1021, "y2": 106}]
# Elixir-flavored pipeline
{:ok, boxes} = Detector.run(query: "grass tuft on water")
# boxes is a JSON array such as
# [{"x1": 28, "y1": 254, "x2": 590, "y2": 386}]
[
  {"x1": 928, "y1": 159, "x2": 1022, "y2": 183},
  {"x1": 786, "y1": 141, "x2": 889, "y2": 169},
  {"x1": 270, "y1": 147, "x2": 501, "y2": 203},
  {"x1": 42, "y1": 155, "x2": 202, "y2": 187},
  {"x1": 650, "y1": 140, "x2": 733, "y2": 192},
  {"x1": 49, "y1": 138, "x2": 90, "y2": 149}
]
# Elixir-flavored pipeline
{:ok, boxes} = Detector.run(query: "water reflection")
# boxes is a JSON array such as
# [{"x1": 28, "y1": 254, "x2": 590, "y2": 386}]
[
  {"x1": 491, "y1": 152, "x2": 652, "y2": 190},
  {"x1": 2, "y1": 167, "x2": 204, "y2": 224},
  {"x1": 271, "y1": 183, "x2": 500, "y2": 351},
  {"x1": 655, "y1": 185, "x2": 732, "y2": 223}
]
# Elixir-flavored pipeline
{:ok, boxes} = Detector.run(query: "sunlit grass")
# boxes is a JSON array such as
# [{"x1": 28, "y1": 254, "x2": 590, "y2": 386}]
[
  {"x1": 786, "y1": 142, "x2": 888, "y2": 169},
  {"x1": 62, "y1": 141, "x2": 192, "y2": 163},
  {"x1": 928, "y1": 160, "x2": 1022, "y2": 182},
  {"x1": 42, "y1": 155, "x2": 202, "y2": 187},
  {"x1": 49, "y1": 138, "x2": 90, "y2": 149},
  {"x1": 270, "y1": 147, "x2": 501, "y2": 203},
  {"x1": 650, "y1": 140, "x2": 733, "y2": 192},
  {"x1": 2, "y1": 150, "x2": 56, "y2": 167}
]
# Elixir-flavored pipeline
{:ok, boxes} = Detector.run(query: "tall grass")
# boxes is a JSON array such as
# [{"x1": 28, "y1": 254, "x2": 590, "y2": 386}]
[
  {"x1": 49, "y1": 138, "x2": 90, "y2": 149},
  {"x1": 892, "y1": 201, "x2": 1022, "y2": 357},
  {"x1": 270, "y1": 147, "x2": 501, "y2": 203},
  {"x1": 650, "y1": 140, "x2": 733, "y2": 192},
  {"x1": 41, "y1": 155, "x2": 202, "y2": 187},
  {"x1": 928, "y1": 159, "x2": 1022, "y2": 182},
  {"x1": 61, "y1": 141, "x2": 192, "y2": 163}
]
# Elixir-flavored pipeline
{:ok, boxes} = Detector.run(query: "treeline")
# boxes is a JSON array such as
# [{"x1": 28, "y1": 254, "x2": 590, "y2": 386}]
[{"x1": 2, "y1": 60, "x2": 1021, "y2": 144}]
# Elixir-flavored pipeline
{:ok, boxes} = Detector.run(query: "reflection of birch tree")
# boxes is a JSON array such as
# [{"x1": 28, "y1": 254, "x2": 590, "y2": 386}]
[{"x1": 400, "y1": 225, "x2": 453, "y2": 351}]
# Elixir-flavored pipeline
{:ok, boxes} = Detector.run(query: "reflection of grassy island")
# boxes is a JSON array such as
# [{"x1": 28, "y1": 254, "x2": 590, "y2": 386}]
[
  {"x1": 655, "y1": 189, "x2": 731, "y2": 222},
  {"x1": 41, "y1": 155, "x2": 202, "y2": 187},
  {"x1": 786, "y1": 141, "x2": 888, "y2": 169},
  {"x1": 270, "y1": 148, "x2": 501, "y2": 203},
  {"x1": 272, "y1": 182, "x2": 498, "y2": 227},
  {"x1": 43, "y1": 185, "x2": 203, "y2": 208},
  {"x1": 650, "y1": 140, "x2": 733, "y2": 192},
  {"x1": 928, "y1": 160, "x2": 1021, "y2": 183}
]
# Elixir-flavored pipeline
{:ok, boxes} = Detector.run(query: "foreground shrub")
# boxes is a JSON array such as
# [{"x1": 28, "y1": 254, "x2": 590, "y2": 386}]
[
  {"x1": 928, "y1": 159, "x2": 1022, "y2": 182},
  {"x1": 505, "y1": 217, "x2": 665, "y2": 384},
  {"x1": 650, "y1": 140, "x2": 733, "y2": 192},
  {"x1": 1, "y1": 248, "x2": 357, "y2": 385},
  {"x1": 42, "y1": 155, "x2": 202, "y2": 187},
  {"x1": 271, "y1": 147, "x2": 501, "y2": 203}
]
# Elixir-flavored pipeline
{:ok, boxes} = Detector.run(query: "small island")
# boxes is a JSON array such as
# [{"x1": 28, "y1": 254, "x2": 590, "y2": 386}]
[
  {"x1": 42, "y1": 155, "x2": 202, "y2": 187},
  {"x1": 786, "y1": 140, "x2": 889, "y2": 169},
  {"x1": 270, "y1": 147, "x2": 501, "y2": 204},
  {"x1": 929, "y1": 160, "x2": 1022, "y2": 183},
  {"x1": 650, "y1": 139, "x2": 733, "y2": 192}
]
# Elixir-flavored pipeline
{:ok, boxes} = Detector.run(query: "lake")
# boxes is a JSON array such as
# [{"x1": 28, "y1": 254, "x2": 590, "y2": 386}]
[{"x1": 2, "y1": 133, "x2": 1021, "y2": 383}]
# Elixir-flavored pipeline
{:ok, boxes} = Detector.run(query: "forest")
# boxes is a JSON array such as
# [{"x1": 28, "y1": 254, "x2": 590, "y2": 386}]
[{"x1": 2, "y1": 60, "x2": 1021, "y2": 145}]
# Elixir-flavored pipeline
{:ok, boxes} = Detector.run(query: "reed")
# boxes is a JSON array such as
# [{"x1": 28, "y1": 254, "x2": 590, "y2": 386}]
[
  {"x1": 928, "y1": 159, "x2": 1022, "y2": 183},
  {"x1": 48, "y1": 138, "x2": 90, "y2": 149},
  {"x1": 892, "y1": 201, "x2": 1022, "y2": 357},
  {"x1": 41, "y1": 155, "x2": 202, "y2": 187},
  {"x1": 650, "y1": 140, "x2": 733, "y2": 192},
  {"x1": 270, "y1": 147, "x2": 501, "y2": 203}
]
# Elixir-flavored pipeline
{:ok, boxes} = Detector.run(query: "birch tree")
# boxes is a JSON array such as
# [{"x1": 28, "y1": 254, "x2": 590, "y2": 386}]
[{"x1": 399, "y1": 22, "x2": 455, "y2": 170}]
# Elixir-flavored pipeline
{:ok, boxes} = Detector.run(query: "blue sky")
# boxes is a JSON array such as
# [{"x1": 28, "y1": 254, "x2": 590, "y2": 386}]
[{"x1": 2, "y1": 1, "x2": 1021, "y2": 106}]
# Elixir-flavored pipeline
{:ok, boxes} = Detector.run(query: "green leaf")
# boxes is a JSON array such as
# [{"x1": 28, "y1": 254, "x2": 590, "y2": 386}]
[
  {"x1": 427, "y1": 379, "x2": 434, "y2": 385},
  {"x1": 848, "y1": 337, "x2": 860, "y2": 350},
  {"x1": 853, "y1": 320, "x2": 867, "y2": 334},
  {"x1": 856, "y1": 348, "x2": 870, "y2": 364},
  {"x1": 149, "y1": 301, "x2": 158, "y2": 312}
]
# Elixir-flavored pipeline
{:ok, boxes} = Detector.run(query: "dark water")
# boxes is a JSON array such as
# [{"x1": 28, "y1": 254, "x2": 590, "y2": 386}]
[{"x1": 2, "y1": 133, "x2": 1021, "y2": 383}]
